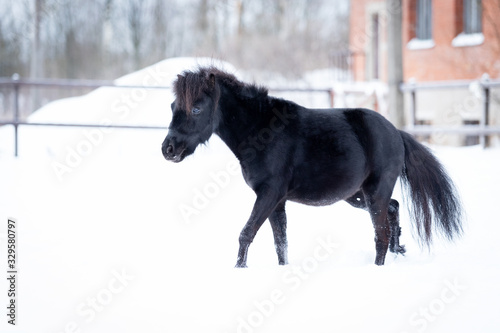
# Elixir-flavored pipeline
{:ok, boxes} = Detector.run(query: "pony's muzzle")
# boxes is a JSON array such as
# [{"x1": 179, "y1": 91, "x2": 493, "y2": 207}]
[{"x1": 162, "y1": 137, "x2": 185, "y2": 163}]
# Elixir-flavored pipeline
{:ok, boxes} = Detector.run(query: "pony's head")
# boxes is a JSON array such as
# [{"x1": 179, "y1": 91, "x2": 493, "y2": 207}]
[{"x1": 162, "y1": 68, "x2": 221, "y2": 162}]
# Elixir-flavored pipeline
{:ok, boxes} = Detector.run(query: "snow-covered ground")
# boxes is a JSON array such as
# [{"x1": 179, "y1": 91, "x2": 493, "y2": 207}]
[{"x1": 1, "y1": 58, "x2": 499, "y2": 333}]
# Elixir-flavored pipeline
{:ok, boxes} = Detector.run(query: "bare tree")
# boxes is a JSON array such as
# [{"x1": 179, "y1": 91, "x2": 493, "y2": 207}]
[
  {"x1": 30, "y1": 0, "x2": 44, "y2": 79},
  {"x1": 127, "y1": 0, "x2": 146, "y2": 69},
  {"x1": 0, "y1": 0, "x2": 350, "y2": 79}
]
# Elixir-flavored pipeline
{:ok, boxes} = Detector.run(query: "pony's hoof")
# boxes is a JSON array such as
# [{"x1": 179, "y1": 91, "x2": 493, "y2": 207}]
[
  {"x1": 278, "y1": 259, "x2": 289, "y2": 265},
  {"x1": 235, "y1": 263, "x2": 248, "y2": 268},
  {"x1": 391, "y1": 244, "x2": 406, "y2": 255},
  {"x1": 374, "y1": 256, "x2": 386, "y2": 266}
]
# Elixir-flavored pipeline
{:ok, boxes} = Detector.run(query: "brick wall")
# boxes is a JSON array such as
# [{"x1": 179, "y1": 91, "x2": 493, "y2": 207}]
[
  {"x1": 349, "y1": 0, "x2": 500, "y2": 146},
  {"x1": 350, "y1": 0, "x2": 500, "y2": 82},
  {"x1": 403, "y1": 0, "x2": 500, "y2": 81},
  {"x1": 349, "y1": 0, "x2": 386, "y2": 81}
]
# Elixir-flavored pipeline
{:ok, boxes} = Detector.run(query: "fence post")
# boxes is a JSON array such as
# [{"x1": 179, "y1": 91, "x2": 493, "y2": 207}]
[
  {"x1": 329, "y1": 89, "x2": 335, "y2": 108},
  {"x1": 481, "y1": 73, "x2": 490, "y2": 148},
  {"x1": 387, "y1": 0, "x2": 405, "y2": 128},
  {"x1": 12, "y1": 74, "x2": 20, "y2": 157},
  {"x1": 408, "y1": 78, "x2": 417, "y2": 129}
]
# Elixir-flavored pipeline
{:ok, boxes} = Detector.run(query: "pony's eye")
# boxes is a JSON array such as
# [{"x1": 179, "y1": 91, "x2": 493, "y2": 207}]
[{"x1": 192, "y1": 107, "x2": 201, "y2": 115}]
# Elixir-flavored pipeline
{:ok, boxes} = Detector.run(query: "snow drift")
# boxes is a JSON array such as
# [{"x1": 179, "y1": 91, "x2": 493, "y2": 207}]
[{"x1": 0, "y1": 57, "x2": 499, "y2": 333}]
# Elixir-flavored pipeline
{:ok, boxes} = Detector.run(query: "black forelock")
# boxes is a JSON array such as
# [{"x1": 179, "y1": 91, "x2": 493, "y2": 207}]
[{"x1": 173, "y1": 66, "x2": 268, "y2": 113}]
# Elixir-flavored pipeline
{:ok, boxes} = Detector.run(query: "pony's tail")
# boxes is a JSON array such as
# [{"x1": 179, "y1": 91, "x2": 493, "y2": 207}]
[{"x1": 399, "y1": 131, "x2": 463, "y2": 246}]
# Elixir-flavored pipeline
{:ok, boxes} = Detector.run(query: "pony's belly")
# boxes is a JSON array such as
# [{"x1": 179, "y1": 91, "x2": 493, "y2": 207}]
[
  {"x1": 287, "y1": 159, "x2": 367, "y2": 206},
  {"x1": 288, "y1": 195, "x2": 342, "y2": 207},
  {"x1": 287, "y1": 182, "x2": 361, "y2": 207}
]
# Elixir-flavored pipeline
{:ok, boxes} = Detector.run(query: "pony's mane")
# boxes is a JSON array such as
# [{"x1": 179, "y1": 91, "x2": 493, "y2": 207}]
[{"x1": 173, "y1": 66, "x2": 268, "y2": 113}]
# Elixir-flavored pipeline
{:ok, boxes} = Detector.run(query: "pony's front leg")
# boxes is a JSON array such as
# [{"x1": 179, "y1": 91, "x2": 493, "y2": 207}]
[{"x1": 236, "y1": 186, "x2": 284, "y2": 268}]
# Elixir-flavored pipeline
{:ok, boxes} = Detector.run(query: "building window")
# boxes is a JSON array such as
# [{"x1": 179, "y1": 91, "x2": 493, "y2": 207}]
[
  {"x1": 463, "y1": 0, "x2": 482, "y2": 34},
  {"x1": 416, "y1": 0, "x2": 432, "y2": 40},
  {"x1": 452, "y1": 0, "x2": 483, "y2": 47},
  {"x1": 407, "y1": 0, "x2": 435, "y2": 50}
]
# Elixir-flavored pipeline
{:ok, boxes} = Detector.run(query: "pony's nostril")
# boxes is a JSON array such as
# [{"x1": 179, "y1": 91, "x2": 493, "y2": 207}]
[{"x1": 167, "y1": 145, "x2": 173, "y2": 154}]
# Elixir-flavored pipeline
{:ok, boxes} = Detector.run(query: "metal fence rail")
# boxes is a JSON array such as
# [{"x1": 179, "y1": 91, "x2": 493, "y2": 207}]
[
  {"x1": 2, "y1": 75, "x2": 500, "y2": 156},
  {"x1": 400, "y1": 75, "x2": 500, "y2": 147},
  {"x1": 0, "y1": 76, "x2": 336, "y2": 156},
  {"x1": 0, "y1": 76, "x2": 177, "y2": 156}
]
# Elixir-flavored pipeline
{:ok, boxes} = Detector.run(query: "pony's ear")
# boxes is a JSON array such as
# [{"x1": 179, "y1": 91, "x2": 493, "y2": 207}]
[
  {"x1": 208, "y1": 73, "x2": 216, "y2": 89},
  {"x1": 177, "y1": 74, "x2": 183, "y2": 80}
]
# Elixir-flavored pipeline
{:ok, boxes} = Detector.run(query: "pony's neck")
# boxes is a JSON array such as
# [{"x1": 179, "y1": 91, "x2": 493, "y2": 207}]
[{"x1": 214, "y1": 84, "x2": 269, "y2": 161}]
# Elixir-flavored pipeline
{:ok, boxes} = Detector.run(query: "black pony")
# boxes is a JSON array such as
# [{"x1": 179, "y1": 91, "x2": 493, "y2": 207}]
[{"x1": 162, "y1": 66, "x2": 463, "y2": 267}]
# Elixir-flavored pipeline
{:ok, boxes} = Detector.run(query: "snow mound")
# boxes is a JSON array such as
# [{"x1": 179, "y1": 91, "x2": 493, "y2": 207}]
[{"x1": 5, "y1": 57, "x2": 235, "y2": 159}]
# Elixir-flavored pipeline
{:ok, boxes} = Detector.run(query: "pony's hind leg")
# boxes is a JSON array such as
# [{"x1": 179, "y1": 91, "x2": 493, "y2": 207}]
[
  {"x1": 269, "y1": 202, "x2": 288, "y2": 265},
  {"x1": 361, "y1": 174, "x2": 398, "y2": 266},
  {"x1": 346, "y1": 191, "x2": 404, "y2": 265},
  {"x1": 346, "y1": 191, "x2": 389, "y2": 264},
  {"x1": 388, "y1": 199, "x2": 406, "y2": 255},
  {"x1": 367, "y1": 197, "x2": 391, "y2": 266}
]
